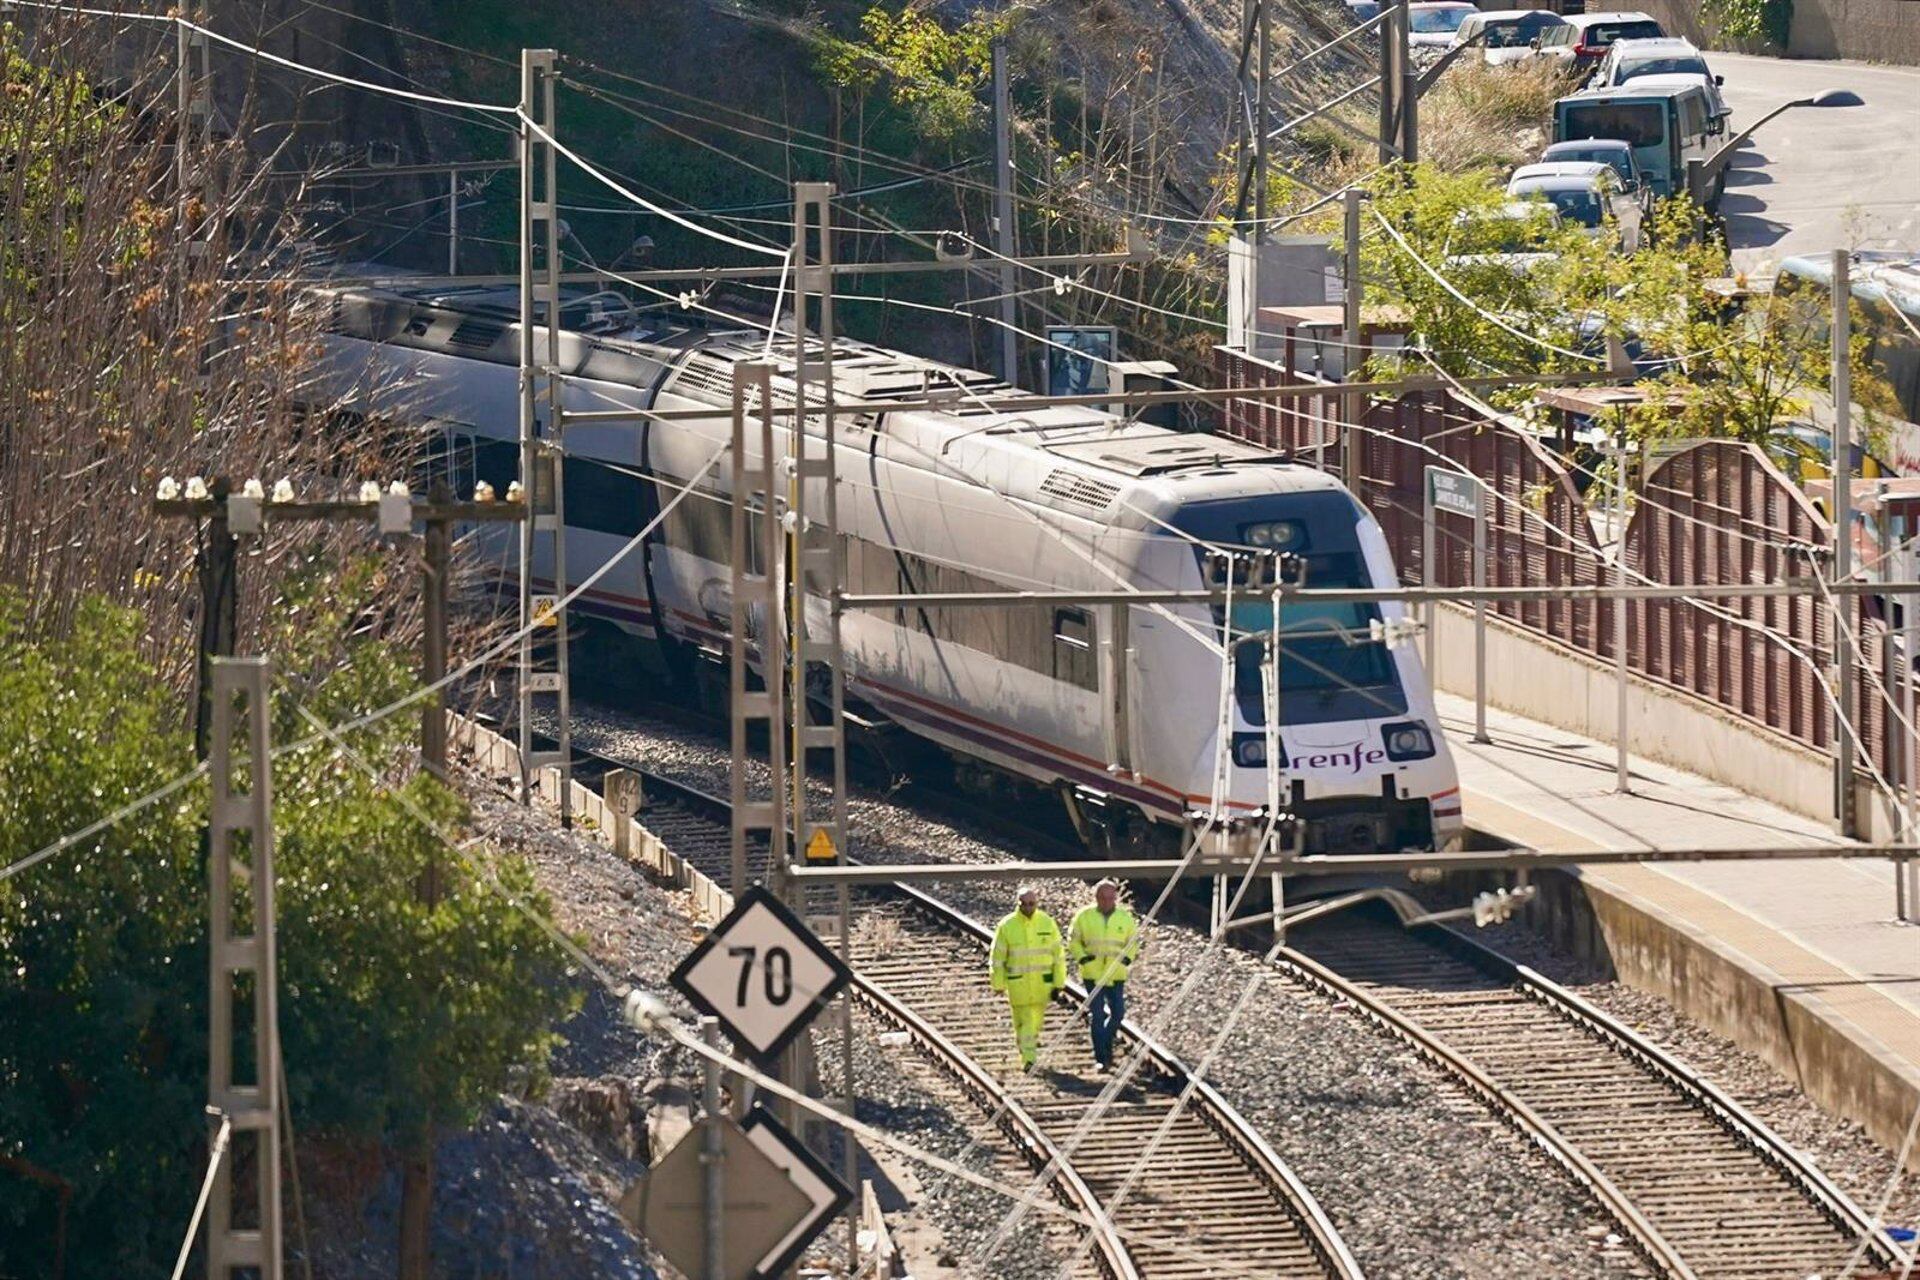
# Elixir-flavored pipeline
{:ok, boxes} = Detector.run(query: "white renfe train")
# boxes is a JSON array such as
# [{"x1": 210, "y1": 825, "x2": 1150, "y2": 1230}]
[{"x1": 309, "y1": 280, "x2": 1463, "y2": 855}]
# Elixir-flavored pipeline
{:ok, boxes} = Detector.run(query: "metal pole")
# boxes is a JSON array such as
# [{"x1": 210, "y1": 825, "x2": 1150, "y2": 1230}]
[
  {"x1": 1473, "y1": 481, "x2": 1489, "y2": 744},
  {"x1": 700, "y1": 1017, "x2": 724, "y2": 1280},
  {"x1": 193, "y1": 480, "x2": 238, "y2": 764},
  {"x1": 447, "y1": 169, "x2": 459, "y2": 276},
  {"x1": 1398, "y1": 0, "x2": 1418, "y2": 163},
  {"x1": 1903, "y1": 513, "x2": 1918, "y2": 915},
  {"x1": 516, "y1": 52, "x2": 537, "y2": 806},
  {"x1": 1832, "y1": 248, "x2": 1857, "y2": 837},
  {"x1": 791, "y1": 181, "x2": 860, "y2": 1265},
  {"x1": 208, "y1": 658, "x2": 282, "y2": 1280},
  {"x1": 1341, "y1": 189, "x2": 1363, "y2": 487},
  {"x1": 728, "y1": 360, "x2": 787, "y2": 897},
  {"x1": 1255, "y1": 1, "x2": 1270, "y2": 242},
  {"x1": 992, "y1": 37, "x2": 1017, "y2": 386},
  {"x1": 1423, "y1": 480, "x2": 1437, "y2": 680},
  {"x1": 422, "y1": 485, "x2": 450, "y2": 784},
  {"x1": 1615, "y1": 420, "x2": 1631, "y2": 793},
  {"x1": 517, "y1": 50, "x2": 571, "y2": 819}
]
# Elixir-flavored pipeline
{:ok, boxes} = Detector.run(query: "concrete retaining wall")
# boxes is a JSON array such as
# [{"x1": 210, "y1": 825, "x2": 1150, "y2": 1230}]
[
  {"x1": 1586, "y1": 0, "x2": 1920, "y2": 63},
  {"x1": 449, "y1": 715, "x2": 734, "y2": 921}
]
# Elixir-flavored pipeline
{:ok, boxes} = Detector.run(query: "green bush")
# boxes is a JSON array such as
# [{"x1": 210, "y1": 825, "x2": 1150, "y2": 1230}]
[
  {"x1": 1708, "y1": 0, "x2": 1793, "y2": 46},
  {"x1": 0, "y1": 591, "x2": 576, "y2": 1275}
]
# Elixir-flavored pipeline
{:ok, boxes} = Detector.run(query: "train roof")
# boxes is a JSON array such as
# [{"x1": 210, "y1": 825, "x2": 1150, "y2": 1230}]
[{"x1": 312, "y1": 274, "x2": 1345, "y2": 528}]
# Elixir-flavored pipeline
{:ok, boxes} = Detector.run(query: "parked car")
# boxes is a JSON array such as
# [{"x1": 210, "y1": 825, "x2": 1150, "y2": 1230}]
[
  {"x1": 1507, "y1": 160, "x2": 1644, "y2": 248},
  {"x1": 1452, "y1": 9, "x2": 1570, "y2": 65},
  {"x1": 1552, "y1": 81, "x2": 1725, "y2": 204},
  {"x1": 1531, "y1": 11, "x2": 1666, "y2": 76},
  {"x1": 1408, "y1": 3, "x2": 1480, "y2": 61},
  {"x1": 1444, "y1": 201, "x2": 1564, "y2": 274},
  {"x1": 1591, "y1": 37, "x2": 1730, "y2": 121},
  {"x1": 1539, "y1": 139, "x2": 1652, "y2": 209},
  {"x1": 1345, "y1": 0, "x2": 1382, "y2": 20}
]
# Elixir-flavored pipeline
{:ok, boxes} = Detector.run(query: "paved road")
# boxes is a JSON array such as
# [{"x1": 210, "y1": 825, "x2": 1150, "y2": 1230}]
[{"x1": 1711, "y1": 52, "x2": 1920, "y2": 272}]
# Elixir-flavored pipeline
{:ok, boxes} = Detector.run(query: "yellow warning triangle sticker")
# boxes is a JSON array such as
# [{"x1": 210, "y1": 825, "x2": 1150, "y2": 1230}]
[{"x1": 804, "y1": 828, "x2": 837, "y2": 862}]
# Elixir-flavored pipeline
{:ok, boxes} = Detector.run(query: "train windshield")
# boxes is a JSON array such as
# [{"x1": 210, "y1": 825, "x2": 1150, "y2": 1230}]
[{"x1": 1173, "y1": 492, "x2": 1408, "y2": 726}]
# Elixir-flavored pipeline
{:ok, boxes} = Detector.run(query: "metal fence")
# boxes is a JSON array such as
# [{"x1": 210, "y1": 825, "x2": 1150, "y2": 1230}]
[
  {"x1": 1215, "y1": 345, "x2": 1917, "y2": 797},
  {"x1": 1624, "y1": 441, "x2": 1834, "y2": 749}
]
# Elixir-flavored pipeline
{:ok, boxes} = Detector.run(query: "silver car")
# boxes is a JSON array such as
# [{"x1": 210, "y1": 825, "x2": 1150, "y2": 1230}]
[
  {"x1": 1506, "y1": 160, "x2": 1644, "y2": 249},
  {"x1": 1591, "y1": 37, "x2": 1730, "y2": 122}
]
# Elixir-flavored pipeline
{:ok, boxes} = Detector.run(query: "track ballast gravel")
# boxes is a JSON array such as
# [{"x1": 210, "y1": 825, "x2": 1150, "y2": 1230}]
[{"x1": 558, "y1": 702, "x2": 1662, "y2": 1279}]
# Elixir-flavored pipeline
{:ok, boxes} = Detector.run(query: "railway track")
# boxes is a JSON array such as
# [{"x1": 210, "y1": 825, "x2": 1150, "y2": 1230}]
[
  {"x1": 556, "y1": 740, "x2": 1363, "y2": 1280},
  {"x1": 538, "y1": 714, "x2": 1906, "y2": 1277},
  {"x1": 1281, "y1": 910, "x2": 1905, "y2": 1280}
]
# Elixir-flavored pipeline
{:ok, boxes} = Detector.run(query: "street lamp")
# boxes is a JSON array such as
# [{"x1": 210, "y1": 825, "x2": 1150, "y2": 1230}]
[{"x1": 1687, "y1": 88, "x2": 1863, "y2": 204}]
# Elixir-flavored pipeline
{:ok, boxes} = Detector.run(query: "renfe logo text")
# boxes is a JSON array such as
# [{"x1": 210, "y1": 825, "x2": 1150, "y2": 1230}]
[{"x1": 1292, "y1": 744, "x2": 1389, "y2": 775}]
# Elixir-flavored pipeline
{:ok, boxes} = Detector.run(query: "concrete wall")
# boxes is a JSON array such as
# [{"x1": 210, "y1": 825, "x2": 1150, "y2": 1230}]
[{"x1": 1585, "y1": 0, "x2": 1920, "y2": 63}]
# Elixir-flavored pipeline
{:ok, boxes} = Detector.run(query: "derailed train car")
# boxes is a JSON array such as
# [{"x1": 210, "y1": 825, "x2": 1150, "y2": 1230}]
[{"x1": 307, "y1": 279, "x2": 1463, "y2": 855}]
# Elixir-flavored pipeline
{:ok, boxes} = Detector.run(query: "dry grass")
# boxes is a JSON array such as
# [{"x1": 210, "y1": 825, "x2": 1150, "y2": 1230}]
[
  {"x1": 0, "y1": 14, "x2": 433, "y2": 687},
  {"x1": 1416, "y1": 59, "x2": 1581, "y2": 175}
]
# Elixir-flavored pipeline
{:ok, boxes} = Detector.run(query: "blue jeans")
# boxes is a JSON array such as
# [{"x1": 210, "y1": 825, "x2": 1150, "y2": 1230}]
[{"x1": 1088, "y1": 982, "x2": 1125, "y2": 1066}]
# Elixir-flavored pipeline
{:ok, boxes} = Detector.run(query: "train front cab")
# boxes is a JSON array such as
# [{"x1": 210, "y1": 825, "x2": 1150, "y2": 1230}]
[{"x1": 1167, "y1": 488, "x2": 1463, "y2": 854}]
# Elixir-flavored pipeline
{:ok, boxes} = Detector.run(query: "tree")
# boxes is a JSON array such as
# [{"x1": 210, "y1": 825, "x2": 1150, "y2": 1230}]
[{"x1": 0, "y1": 585, "x2": 578, "y2": 1277}]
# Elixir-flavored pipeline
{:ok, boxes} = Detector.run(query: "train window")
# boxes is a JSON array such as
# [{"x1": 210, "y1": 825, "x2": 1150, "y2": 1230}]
[
  {"x1": 1053, "y1": 608, "x2": 1099, "y2": 692},
  {"x1": 562, "y1": 457, "x2": 647, "y2": 539},
  {"x1": 471, "y1": 438, "x2": 519, "y2": 501}
]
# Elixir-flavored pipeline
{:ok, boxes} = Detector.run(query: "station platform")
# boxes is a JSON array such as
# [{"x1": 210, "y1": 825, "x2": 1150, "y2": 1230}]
[{"x1": 1434, "y1": 690, "x2": 1920, "y2": 1168}]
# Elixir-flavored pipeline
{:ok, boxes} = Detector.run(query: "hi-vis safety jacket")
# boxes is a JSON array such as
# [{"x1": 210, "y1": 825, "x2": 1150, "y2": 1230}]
[
  {"x1": 989, "y1": 909, "x2": 1067, "y2": 1006},
  {"x1": 1068, "y1": 905, "x2": 1142, "y2": 985}
]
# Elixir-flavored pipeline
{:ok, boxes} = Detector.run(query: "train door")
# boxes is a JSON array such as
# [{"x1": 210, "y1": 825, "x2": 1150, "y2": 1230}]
[{"x1": 1102, "y1": 603, "x2": 1133, "y2": 774}]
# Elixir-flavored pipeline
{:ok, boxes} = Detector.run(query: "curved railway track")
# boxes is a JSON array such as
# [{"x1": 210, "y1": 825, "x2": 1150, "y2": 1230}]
[
  {"x1": 538, "y1": 716, "x2": 1905, "y2": 1278},
  {"x1": 1280, "y1": 910, "x2": 1904, "y2": 1280},
  {"x1": 572, "y1": 745, "x2": 1363, "y2": 1280}
]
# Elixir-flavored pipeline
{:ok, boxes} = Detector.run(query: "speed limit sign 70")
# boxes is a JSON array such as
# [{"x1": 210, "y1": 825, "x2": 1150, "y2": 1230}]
[{"x1": 670, "y1": 887, "x2": 853, "y2": 1065}]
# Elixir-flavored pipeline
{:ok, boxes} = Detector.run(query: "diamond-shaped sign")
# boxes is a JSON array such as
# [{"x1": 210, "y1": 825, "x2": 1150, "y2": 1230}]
[
  {"x1": 620, "y1": 1117, "x2": 813, "y2": 1280},
  {"x1": 670, "y1": 886, "x2": 853, "y2": 1066},
  {"x1": 742, "y1": 1104, "x2": 853, "y2": 1280}
]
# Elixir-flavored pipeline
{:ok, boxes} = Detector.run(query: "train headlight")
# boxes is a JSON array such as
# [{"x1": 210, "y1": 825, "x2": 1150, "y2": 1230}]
[
  {"x1": 1381, "y1": 721, "x2": 1436, "y2": 761},
  {"x1": 1239, "y1": 520, "x2": 1305, "y2": 552},
  {"x1": 1231, "y1": 733, "x2": 1278, "y2": 768}
]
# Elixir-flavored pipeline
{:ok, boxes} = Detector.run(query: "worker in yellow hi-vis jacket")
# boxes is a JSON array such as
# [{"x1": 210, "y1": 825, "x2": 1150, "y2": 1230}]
[
  {"x1": 989, "y1": 884, "x2": 1067, "y2": 1072},
  {"x1": 1068, "y1": 879, "x2": 1142, "y2": 1072}
]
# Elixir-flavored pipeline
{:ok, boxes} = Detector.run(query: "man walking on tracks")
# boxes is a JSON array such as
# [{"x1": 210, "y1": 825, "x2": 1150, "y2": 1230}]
[
  {"x1": 1068, "y1": 879, "x2": 1141, "y2": 1073},
  {"x1": 990, "y1": 884, "x2": 1066, "y2": 1072}
]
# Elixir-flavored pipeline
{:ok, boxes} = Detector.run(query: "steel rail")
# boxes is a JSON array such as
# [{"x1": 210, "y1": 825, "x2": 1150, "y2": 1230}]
[
  {"x1": 890, "y1": 879, "x2": 1365, "y2": 1280},
  {"x1": 553, "y1": 735, "x2": 1361, "y2": 1279},
  {"x1": 847, "y1": 949, "x2": 1142, "y2": 1280},
  {"x1": 1280, "y1": 911, "x2": 1905, "y2": 1279},
  {"x1": 1425, "y1": 922, "x2": 1907, "y2": 1267},
  {"x1": 1272, "y1": 942, "x2": 1697, "y2": 1279}
]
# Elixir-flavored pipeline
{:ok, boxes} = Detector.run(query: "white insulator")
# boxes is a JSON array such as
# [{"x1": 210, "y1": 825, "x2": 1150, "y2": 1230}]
[
  {"x1": 621, "y1": 988, "x2": 670, "y2": 1032},
  {"x1": 270, "y1": 478, "x2": 295, "y2": 504},
  {"x1": 241, "y1": 478, "x2": 265, "y2": 500},
  {"x1": 356, "y1": 480, "x2": 382, "y2": 503},
  {"x1": 156, "y1": 476, "x2": 181, "y2": 501},
  {"x1": 473, "y1": 480, "x2": 496, "y2": 503},
  {"x1": 184, "y1": 476, "x2": 209, "y2": 501}
]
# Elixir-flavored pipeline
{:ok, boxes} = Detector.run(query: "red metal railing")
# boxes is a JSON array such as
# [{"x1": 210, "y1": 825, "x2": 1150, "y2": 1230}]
[{"x1": 1212, "y1": 345, "x2": 1917, "y2": 785}]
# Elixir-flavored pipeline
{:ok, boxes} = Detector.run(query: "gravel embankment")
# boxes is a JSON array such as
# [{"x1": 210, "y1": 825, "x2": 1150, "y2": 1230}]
[
  {"x1": 447, "y1": 759, "x2": 1098, "y2": 1279},
  {"x1": 560, "y1": 703, "x2": 1658, "y2": 1279}
]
